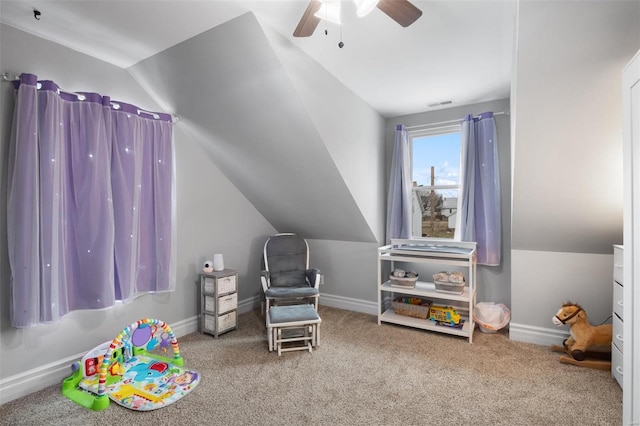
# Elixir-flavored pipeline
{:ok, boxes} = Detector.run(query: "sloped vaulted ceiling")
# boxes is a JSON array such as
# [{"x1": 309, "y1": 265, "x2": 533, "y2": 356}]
[{"x1": 129, "y1": 12, "x2": 380, "y2": 243}]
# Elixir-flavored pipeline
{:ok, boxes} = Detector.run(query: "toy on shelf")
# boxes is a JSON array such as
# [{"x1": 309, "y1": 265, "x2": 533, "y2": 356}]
[
  {"x1": 428, "y1": 305, "x2": 462, "y2": 326},
  {"x1": 550, "y1": 302, "x2": 612, "y2": 370},
  {"x1": 61, "y1": 318, "x2": 200, "y2": 411}
]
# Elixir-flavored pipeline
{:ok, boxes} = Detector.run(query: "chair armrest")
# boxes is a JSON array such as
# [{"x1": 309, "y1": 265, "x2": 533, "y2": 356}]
[
  {"x1": 306, "y1": 269, "x2": 322, "y2": 289},
  {"x1": 261, "y1": 270, "x2": 270, "y2": 293}
]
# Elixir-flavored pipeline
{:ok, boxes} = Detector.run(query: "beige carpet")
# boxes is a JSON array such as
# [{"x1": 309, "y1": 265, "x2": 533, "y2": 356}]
[{"x1": 0, "y1": 306, "x2": 622, "y2": 425}]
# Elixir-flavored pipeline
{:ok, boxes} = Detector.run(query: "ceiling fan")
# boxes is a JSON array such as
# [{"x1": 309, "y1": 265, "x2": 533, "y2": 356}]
[{"x1": 293, "y1": 0, "x2": 423, "y2": 37}]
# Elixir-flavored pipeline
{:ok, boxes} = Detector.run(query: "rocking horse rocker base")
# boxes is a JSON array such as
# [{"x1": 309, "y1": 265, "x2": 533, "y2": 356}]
[
  {"x1": 551, "y1": 302, "x2": 613, "y2": 371},
  {"x1": 550, "y1": 344, "x2": 612, "y2": 371}
]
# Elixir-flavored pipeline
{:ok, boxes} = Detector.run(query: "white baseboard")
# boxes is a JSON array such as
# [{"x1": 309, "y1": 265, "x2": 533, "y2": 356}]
[
  {"x1": 0, "y1": 296, "x2": 565, "y2": 406},
  {"x1": 236, "y1": 292, "x2": 378, "y2": 317},
  {"x1": 318, "y1": 295, "x2": 564, "y2": 346},
  {"x1": 235, "y1": 292, "x2": 378, "y2": 317},
  {"x1": 319, "y1": 293, "x2": 378, "y2": 316},
  {"x1": 0, "y1": 297, "x2": 268, "y2": 405},
  {"x1": 0, "y1": 316, "x2": 199, "y2": 405},
  {"x1": 509, "y1": 322, "x2": 570, "y2": 347},
  {"x1": 237, "y1": 295, "x2": 262, "y2": 314},
  {"x1": 0, "y1": 352, "x2": 81, "y2": 406}
]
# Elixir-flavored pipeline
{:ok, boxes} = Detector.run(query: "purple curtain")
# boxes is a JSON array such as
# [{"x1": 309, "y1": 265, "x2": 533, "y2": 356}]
[
  {"x1": 386, "y1": 124, "x2": 412, "y2": 244},
  {"x1": 7, "y1": 74, "x2": 176, "y2": 328},
  {"x1": 111, "y1": 101, "x2": 176, "y2": 300},
  {"x1": 459, "y1": 112, "x2": 501, "y2": 266}
]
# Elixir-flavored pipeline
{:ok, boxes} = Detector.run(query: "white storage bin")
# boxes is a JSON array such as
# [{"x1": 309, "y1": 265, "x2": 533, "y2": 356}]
[
  {"x1": 218, "y1": 275, "x2": 237, "y2": 294},
  {"x1": 217, "y1": 311, "x2": 237, "y2": 332},
  {"x1": 217, "y1": 293, "x2": 237, "y2": 314}
]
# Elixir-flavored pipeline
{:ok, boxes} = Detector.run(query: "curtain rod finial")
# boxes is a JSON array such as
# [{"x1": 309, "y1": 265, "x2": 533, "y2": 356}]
[{"x1": 2, "y1": 72, "x2": 19, "y2": 82}]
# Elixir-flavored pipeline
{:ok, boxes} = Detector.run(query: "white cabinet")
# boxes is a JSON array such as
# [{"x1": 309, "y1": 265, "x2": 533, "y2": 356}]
[
  {"x1": 200, "y1": 269, "x2": 238, "y2": 338},
  {"x1": 378, "y1": 239, "x2": 477, "y2": 343},
  {"x1": 612, "y1": 245, "x2": 624, "y2": 387},
  {"x1": 622, "y1": 49, "x2": 640, "y2": 425}
]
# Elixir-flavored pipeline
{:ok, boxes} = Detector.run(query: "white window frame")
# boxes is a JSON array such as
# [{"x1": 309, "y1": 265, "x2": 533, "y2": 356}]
[{"x1": 408, "y1": 124, "x2": 463, "y2": 241}]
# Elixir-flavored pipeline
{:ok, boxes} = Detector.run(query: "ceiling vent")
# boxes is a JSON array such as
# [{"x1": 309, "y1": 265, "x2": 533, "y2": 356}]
[{"x1": 428, "y1": 100, "x2": 454, "y2": 108}]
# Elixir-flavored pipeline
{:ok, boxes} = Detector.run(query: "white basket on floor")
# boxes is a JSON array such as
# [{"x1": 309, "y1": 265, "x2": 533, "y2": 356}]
[{"x1": 473, "y1": 302, "x2": 510, "y2": 333}]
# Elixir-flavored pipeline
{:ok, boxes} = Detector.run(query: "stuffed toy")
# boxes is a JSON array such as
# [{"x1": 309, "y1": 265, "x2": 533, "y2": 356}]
[{"x1": 551, "y1": 302, "x2": 612, "y2": 369}]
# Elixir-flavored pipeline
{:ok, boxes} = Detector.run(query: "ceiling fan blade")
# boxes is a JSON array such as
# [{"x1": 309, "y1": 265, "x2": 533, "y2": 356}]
[
  {"x1": 377, "y1": 0, "x2": 423, "y2": 27},
  {"x1": 293, "y1": 0, "x2": 322, "y2": 37}
]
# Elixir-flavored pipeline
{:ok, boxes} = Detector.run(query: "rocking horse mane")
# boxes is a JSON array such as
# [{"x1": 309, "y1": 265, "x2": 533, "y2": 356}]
[
  {"x1": 557, "y1": 302, "x2": 588, "y2": 323},
  {"x1": 562, "y1": 301, "x2": 583, "y2": 310}
]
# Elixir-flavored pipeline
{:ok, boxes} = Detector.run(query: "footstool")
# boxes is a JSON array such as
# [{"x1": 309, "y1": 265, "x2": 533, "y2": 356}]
[{"x1": 267, "y1": 304, "x2": 322, "y2": 356}]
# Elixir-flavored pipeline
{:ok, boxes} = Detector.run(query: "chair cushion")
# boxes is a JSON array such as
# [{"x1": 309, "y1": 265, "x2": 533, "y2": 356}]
[
  {"x1": 269, "y1": 304, "x2": 320, "y2": 324},
  {"x1": 265, "y1": 234, "x2": 308, "y2": 287},
  {"x1": 265, "y1": 287, "x2": 319, "y2": 299},
  {"x1": 271, "y1": 270, "x2": 306, "y2": 287}
]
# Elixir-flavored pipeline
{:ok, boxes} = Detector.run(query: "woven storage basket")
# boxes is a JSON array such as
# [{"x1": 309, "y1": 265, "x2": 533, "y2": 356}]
[
  {"x1": 389, "y1": 274, "x2": 418, "y2": 288},
  {"x1": 434, "y1": 280, "x2": 465, "y2": 295},
  {"x1": 392, "y1": 297, "x2": 432, "y2": 319}
]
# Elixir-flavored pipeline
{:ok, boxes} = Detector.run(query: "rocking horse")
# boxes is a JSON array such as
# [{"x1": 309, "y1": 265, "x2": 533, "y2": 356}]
[{"x1": 550, "y1": 302, "x2": 612, "y2": 370}]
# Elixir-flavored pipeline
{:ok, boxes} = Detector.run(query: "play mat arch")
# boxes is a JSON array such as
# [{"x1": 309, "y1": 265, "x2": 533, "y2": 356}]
[{"x1": 62, "y1": 318, "x2": 200, "y2": 411}]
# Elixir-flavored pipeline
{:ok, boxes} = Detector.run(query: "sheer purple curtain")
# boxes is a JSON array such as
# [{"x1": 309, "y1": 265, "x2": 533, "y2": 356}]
[
  {"x1": 111, "y1": 101, "x2": 176, "y2": 301},
  {"x1": 386, "y1": 124, "x2": 412, "y2": 244},
  {"x1": 459, "y1": 112, "x2": 501, "y2": 266},
  {"x1": 7, "y1": 73, "x2": 176, "y2": 328}
]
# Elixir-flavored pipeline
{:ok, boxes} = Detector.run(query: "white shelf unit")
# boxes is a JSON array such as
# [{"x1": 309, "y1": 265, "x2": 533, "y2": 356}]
[{"x1": 378, "y1": 239, "x2": 477, "y2": 343}]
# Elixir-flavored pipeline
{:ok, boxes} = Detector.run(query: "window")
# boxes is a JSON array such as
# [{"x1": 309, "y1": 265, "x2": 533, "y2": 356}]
[{"x1": 409, "y1": 124, "x2": 462, "y2": 240}]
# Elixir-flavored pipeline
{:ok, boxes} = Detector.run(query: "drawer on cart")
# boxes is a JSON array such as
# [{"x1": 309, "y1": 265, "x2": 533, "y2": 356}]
[
  {"x1": 613, "y1": 313, "x2": 624, "y2": 353},
  {"x1": 204, "y1": 293, "x2": 237, "y2": 313},
  {"x1": 613, "y1": 281, "x2": 624, "y2": 319},
  {"x1": 613, "y1": 246, "x2": 623, "y2": 284},
  {"x1": 217, "y1": 311, "x2": 237, "y2": 332},
  {"x1": 612, "y1": 343, "x2": 623, "y2": 388},
  {"x1": 218, "y1": 275, "x2": 237, "y2": 294},
  {"x1": 204, "y1": 311, "x2": 237, "y2": 333},
  {"x1": 218, "y1": 293, "x2": 237, "y2": 313}
]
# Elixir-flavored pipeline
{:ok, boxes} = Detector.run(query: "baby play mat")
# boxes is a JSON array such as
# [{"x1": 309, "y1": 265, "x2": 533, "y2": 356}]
[{"x1": 62, "y1": 318, "x2": 200, "y2": 411}]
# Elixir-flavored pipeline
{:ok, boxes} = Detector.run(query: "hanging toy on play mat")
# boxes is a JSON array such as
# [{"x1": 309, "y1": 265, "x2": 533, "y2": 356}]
[{"x1": 62, "y1": 318, "x2": 200, "y2": 411}]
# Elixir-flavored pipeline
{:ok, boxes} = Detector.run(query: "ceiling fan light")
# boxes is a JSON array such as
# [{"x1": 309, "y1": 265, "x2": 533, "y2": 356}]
[
  {"x1": 314, "y1": 1, "x2": 342, "y2": 25},
  {"x1": 354, "y1": 0, "x2": 379, "y2": 17}
]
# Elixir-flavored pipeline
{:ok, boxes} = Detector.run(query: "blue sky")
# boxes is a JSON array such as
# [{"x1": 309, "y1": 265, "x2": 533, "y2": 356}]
[{"x1": 412, "y1": 132, "x2": 461, "y2": 188}]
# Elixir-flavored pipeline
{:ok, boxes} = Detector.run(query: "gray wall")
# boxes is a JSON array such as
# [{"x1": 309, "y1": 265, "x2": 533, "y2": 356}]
[
  {"x1": 128, "y1": 13, "x2": 388, "y2": 307},
  {"x1": 387, "y1": 99, "x2": 512, "y2": 307},
  {"x1": 3, "y1": 0, "x2": 640, "y2": 405},
  {"x1": 509, "y1": 0, "x2": 640, "y2": 344},
  {"x1": 129, "y1": 13, "x2": 384, "y2": 244},
  {"x1": 0, "y1": 13, "x2": 387, "y2": 403},
  {"x1": 0, "y1": 23, "x2": 277, "y2": 400}
]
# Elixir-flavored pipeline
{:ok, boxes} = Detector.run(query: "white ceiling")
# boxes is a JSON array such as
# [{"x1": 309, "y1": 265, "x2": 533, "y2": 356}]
[{"x1": 0, "y1": 0, "x2": 516, "y2": 117}]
